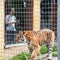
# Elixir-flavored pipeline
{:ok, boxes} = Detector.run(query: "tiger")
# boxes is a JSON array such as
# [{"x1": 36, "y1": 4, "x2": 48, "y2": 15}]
[{"x1": 15, "y1": 29, "x2": 55, "y2": 60}]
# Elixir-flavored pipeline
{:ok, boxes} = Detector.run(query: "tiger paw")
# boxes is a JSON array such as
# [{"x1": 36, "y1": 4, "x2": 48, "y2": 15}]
[{"x1": 48, "y1": 59, "x2": 52, "y2": 60}]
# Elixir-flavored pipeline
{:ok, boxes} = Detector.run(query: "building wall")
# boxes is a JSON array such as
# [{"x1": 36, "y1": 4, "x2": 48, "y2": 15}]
[{"x1": 0, "y1": 0, "x2": 4, "y2": 60}]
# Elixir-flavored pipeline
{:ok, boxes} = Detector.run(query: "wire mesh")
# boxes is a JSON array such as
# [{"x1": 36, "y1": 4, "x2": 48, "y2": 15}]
[
  {"x1": 5, "y1": 0, "x2": 33, "y2": 45},
  {"x1": 4, "y1": 0, "x2": 33, "y2": 60},
  {"x1": 3, "y1": 0, "x2": 58, "y2": 60},
  {"x1": 40, "y1": 0, "x2": 57, "y2": 37}
]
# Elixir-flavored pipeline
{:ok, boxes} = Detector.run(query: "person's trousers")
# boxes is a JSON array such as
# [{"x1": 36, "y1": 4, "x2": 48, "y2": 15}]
[{"x1": 5, "y1": 31, "x2": 16, "y2": 45}]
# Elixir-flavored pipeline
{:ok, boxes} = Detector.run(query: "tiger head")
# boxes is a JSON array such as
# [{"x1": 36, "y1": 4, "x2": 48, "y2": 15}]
[{"x1": 15, "y1": 31, "x2": 33, "y2": 43}]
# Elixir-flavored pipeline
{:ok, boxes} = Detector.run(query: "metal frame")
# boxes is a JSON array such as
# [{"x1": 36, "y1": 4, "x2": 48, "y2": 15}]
[{"x1": 57, "y1": 0, "x2": 60, "y2": 60}]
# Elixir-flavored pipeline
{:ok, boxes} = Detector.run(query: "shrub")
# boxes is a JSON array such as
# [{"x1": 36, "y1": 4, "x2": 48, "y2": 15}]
[
  {"x1": 40, "y1": 45, "x2": 48, "y2": 54},
  {"x1": 10, "y1": 52, "x2": 30, "y2": 60},
  {"x1": 40, "y1": 44, "x2": 57, "y2": 54},
  {"x1": 53, "y1": 44, "x2": 57, "y2": 52},
  {"x1": 10, "y1": 44, "x2": 58, "y2": 60},
  {"x1": 52, "y1": 52, "x2": 58, "y2": 57}
]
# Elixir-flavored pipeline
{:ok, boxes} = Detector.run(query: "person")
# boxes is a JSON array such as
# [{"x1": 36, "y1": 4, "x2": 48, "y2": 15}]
[{"x1": 5, "y1": 8, "x2": 16, "y2": 44}]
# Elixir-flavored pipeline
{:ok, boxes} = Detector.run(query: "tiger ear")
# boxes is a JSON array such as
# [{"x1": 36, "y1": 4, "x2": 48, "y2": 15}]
[
  {"x1": 23, "y1": 31, "x2": 25, "y2": 34},
  {"x1": 23, "y1": 31, "x2": 27, "y2": 35}
]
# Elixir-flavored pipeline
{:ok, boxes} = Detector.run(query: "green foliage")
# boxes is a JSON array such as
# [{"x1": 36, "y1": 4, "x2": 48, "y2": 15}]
[
  {"x1": 40, "y1": 45, "x2": 48, "y2": 54},
  {"x1": 40, "y1": 44, "x2": 57, "y2": 54},
  {"x1": 10, "y1": 44, "x2": 58, "y2": 60},
  {"x1": 10, "y1": 52, "x2": 30, "y2": 60},
  {"x1": 53, "y1": 44, "x2": 57, "y2": 52},
  {"x1": 52, "y1": 52, "x2": 58, "y2": 57}
]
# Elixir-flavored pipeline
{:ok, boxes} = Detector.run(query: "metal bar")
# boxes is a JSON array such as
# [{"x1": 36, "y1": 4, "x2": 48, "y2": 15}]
[{"x1": 57, "y1": 0, "x2": 60, "y2": 60}]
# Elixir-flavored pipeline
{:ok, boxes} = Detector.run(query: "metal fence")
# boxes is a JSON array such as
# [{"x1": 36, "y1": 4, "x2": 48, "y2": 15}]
[
  {"x1": 5, "y1": 0, "x2": 57, "y2": 45},
  {"x1": 5, "y1": 0, "x2": 33, "y2": 45},
  {"x1": 40, "y1": 0, "x2": 57, "y2": 37},
  {"x1": 3, "y1": 0, "x2": 58, "y2": 60}
]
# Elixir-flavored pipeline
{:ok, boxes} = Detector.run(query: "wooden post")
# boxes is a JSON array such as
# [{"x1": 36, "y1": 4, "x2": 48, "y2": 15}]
[
  {"x1": 33, "y1": 0, "x2": 40, "y2": 31},
  {"x1": 0, "y1": 0, "x2": 4, "y2": 60}
]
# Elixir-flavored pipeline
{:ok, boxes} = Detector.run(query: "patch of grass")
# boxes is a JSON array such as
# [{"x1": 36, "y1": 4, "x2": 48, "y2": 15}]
[
  {"x1": 40, "y1": 45, "x2": 48, "y2": 54},
  {"x1": 10, "y1": 52, "x2": 58, "y2": 60},
  {"x1": 52, "y1": 52, "x2": 58, "y2": 57},
  {"x1": 10, "y1": 44, "x2": 58, "y2": 60},
  {"x1": 9, "y1": 52, "x2": 30, "y2": 60},
  {"x1": 53, "y1": 44, "x2": 57, "y2": 52},
  {"x1": 40, "y1": 44, "x2": 57, "y2": 54}
]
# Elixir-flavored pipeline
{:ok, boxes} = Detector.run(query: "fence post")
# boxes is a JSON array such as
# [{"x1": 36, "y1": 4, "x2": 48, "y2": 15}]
[
  {"x1": 33, "y1": 0, "x2": 40, "y2": 31},
  {"x1": 0, "y1": 0, "x2": 4, "y2": 60},
  {"x1": 57, "y1": 0, "x2": 60, "y2": 60}
]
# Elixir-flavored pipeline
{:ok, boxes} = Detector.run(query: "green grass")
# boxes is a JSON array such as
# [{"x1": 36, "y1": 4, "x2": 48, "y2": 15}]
[
  {"x1": 40, "y1": 44, "x2": 57, "y2": 54},
  {"x1": 9, "y1": 52, "x2": 30, "y2": 60},
  {"x1": 40, "y1": 45, "x2": 48, "y2": 54},
  {"x1": 52, "y1": 52, "x2": 58, "y2": 57},
  {"x1": 53, "y1": 44, "x2": 57, "y2": 52},
  {"x1": 10, "y1": 44, "x2": 58, "y2": 60}
]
